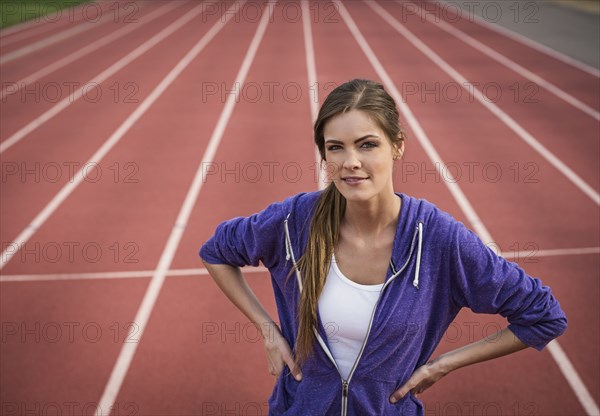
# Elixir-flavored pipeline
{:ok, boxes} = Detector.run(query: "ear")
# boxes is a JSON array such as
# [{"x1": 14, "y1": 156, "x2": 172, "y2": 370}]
[{"x1": 393, "y1": 140, "x2": 404, "y2": 160}]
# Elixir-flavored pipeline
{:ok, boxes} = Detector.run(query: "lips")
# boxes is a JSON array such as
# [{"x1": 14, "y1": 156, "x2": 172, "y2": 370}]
[{"x1": 342, "y1": 176, "x2": 369, "y2": 183}]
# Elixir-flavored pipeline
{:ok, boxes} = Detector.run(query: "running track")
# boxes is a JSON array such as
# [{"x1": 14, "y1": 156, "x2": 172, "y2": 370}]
[{"x1": 0, "y1": 1, "x2": 598, "y2": 415}]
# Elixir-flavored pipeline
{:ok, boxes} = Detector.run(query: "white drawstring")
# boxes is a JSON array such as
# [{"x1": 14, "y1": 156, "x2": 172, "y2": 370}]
[
  {"x1": 285, "y1": 235, "x2": 291, "y2": 262},
  {"x1": 413, "y1": 222, "x2": 423, "y2": 289},
  {"x1": 283, "y1": 213, "x2": 303, "y2": 291},
  {"x1": 284, "y1": 213, "x2": 292, "y2": 261}
]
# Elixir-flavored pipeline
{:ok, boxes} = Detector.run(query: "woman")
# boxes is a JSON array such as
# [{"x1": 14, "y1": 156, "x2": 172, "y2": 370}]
[{"x1": 199, "y1": 79, "x2": 568, "y2": 415}]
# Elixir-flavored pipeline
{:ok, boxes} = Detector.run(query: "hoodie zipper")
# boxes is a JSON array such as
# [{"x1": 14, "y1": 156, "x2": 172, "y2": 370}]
[
  {"x1": 284, "y1": 215, "x2": 424, "y2": 416},
  {"x1": 342, "y1": 380, "x2": 349, "y2": 414}
]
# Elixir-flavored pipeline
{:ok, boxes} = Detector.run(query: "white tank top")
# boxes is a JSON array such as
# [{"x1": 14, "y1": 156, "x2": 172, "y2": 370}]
[{"x1": 318, "y1": 253, "x2": 384, "y2": 380}]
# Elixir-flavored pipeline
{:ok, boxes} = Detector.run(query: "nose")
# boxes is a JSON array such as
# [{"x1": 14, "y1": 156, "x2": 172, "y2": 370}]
[{"x1": 342, "y1": 150, "x2": 361, "y2": 171}]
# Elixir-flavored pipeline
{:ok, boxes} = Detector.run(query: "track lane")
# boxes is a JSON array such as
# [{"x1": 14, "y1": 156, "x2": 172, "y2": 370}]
[
  {"x1": 0, "y1": 0, "x2": 123, "y2": 51},
  {"x1": 521, "y1": 253, "x2": 600, "y2": 407},
  {"x1": 0, "y1": 278, "x2": 150, "y2": 415},
  {"x1": 378, "y1": 0, "x2": 599, "y2": 191},
  {"x1": 0, "y1": 1, "x2": 147, "y2": 68},
  {"x1": 0, "y1": 2, "x2": 185, "y2": 142},
  {"x1": 406, "y1": 1, "x2": 599, "y2": 121},
  {"x1": 0, "y1": 2, "x2": 210, "y2": 265},
  {"x1": 0, "y1": 2, "x2": 183, "y2": 102},
  {"x1": 425, "y1": 0, "x2": 600, "y2": 109}
]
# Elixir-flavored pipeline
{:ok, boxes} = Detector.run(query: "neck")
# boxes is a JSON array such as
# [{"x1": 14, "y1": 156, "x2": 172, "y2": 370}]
[{"x1": 342, "y1": 190, "x2": 401, "y2": 239}]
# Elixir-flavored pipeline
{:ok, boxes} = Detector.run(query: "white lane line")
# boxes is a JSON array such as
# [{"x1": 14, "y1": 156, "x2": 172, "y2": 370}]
[
  {"x1": 407, "y1": 1, "x2": 599, "y2": 120},
  {"x1": 0, "y1": 1, "x2": 203, "y2": 155},
  {"x1": 3, "y1": 245, "x2": 599, "y2": 282},
  {"x1": 0, "y1": 2, "x2": 182, "y2": 100},
  {"x1": 504, "y1": 246, "x2": 600, "y2": 261},
  {"x1": 338, "y1": 2, "x2": 599, "y2": 414},
  {"x1": 2, "y1": 246, "x2": 597, "y2": 283},
  {"x1": 367, "y1": 1, "x2": 600, "y2": 206},
  {"x1": 0, "y1": 0, "x2": 118, "y2": 46},
  {"x1": 0, "y1": 2, "x2": 210, "y2": 271},
  {"x1": 167, "y1": 267, "x2": 268, "y2": 277},
  {"x1": 94, "y1": 2, "x2": 274, "y2": 414},
  {"x1": 547, "y1": 341, "x2": 600, "y2": 416},
  {"x1": 1, "y1": 270, "x2": 155, "y2": 282},
  {"x1": 0, "y1": 267, "x2": 270, "y2": 282},
  {"x1": 301, "y1": 0, "x2": 326, "y2": 191},
  {"x1": 334, "y1": 0, "x2": 495, "y2": 247},
  {"x1": 0, "y1": 2, "x2": 118, "y2": 65},
  {"x1": 435, "y1": 0, "x2": 600, "y2": 78}
]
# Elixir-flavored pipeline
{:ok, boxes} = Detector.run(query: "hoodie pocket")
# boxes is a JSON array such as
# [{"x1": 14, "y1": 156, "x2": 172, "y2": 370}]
[
  {"x1": 268, "y1": 371, "x2": 299, "y2": 415},
  {"x1": 346, "y1": 375, "x2": 406, "y2": 415},
  {"x1": 281, "y1": 370, "x2": 339, "y2": 415}
]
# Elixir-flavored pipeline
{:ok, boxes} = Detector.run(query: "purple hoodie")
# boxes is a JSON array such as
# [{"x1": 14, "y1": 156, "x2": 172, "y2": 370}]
[{"x1": 199, "y1": 190, "x2": 568, "y2": 415}]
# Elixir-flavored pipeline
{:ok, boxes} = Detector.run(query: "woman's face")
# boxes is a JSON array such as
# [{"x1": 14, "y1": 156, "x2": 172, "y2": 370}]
[{"x1": 323, "y1": 109, "x2": 401, "y2": 203}]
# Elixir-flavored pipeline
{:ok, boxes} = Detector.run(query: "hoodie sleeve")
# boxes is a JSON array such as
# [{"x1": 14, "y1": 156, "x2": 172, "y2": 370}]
[
  {"x1": 199, "y1": 199, "x2": 287, "y2": 269},
  {"x1": 448, "y1": 220, "x2": 568, "y2": 351}
]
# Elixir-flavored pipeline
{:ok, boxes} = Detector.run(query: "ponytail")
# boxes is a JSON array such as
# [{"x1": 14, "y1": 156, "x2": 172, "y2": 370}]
[{"x1": 288, "y1": 181, "x2": 345, "y2": 369}]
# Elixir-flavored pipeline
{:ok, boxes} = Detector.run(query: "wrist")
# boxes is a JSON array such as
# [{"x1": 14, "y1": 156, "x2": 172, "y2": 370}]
[
  {"x1": 259, "y1": 321, "x2": 280, "y2": 343},
  {"x1": 428, "y1": 354, "x2": 453, "y2": 376}
]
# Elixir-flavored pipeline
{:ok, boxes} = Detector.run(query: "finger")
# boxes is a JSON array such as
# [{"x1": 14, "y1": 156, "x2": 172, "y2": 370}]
[
  {"x1": 264, "y1": 350, "x2": 283, "y2": 376},
  {"x1": 269, "y1": 360, "x2": 281, "y2": 376},
  {"x1": 266, "y1": 358, "x2": 280, "y2": 376},
  {"x1": 281, "y1": 351, "x2": 303, "y2": 381},
  {"x1": 389, "y1": 384, "x2": 411, "y2": 404}
]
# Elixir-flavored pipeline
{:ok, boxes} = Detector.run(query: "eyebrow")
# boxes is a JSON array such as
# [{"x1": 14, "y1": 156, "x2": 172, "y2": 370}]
[{"x1": 324, "y1": 134, "x2": 380, "y2": 144}]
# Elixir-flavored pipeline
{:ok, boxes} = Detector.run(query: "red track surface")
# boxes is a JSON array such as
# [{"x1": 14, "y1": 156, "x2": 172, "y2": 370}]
[{"x1": 1, "y1": 1, "x2": 598, "y2": 415}]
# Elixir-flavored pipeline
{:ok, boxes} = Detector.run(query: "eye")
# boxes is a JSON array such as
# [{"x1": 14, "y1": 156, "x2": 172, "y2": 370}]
[
  {"x1": 326, "y1": 145, "x2": 341, "y2": 151},
  {"x1": 362, "y1": 142, "x2": 378, "y2": 148}
]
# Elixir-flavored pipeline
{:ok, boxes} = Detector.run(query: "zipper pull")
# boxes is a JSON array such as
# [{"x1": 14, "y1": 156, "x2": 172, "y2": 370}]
[{"x1": 342, "y1": 380, "x2": 349, "y2": 398}]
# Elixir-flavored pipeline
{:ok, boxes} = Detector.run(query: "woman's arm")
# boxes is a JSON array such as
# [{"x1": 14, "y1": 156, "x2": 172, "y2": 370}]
[
  {"x1": 390, "y1": 327, "x2": 527, "y2": 403},
  {"x1": 203, "y1": 261, "x2": 276, "y2": 338},
  {"x1": 202, "y1": 260, "x2": 303, "y2": 381}
]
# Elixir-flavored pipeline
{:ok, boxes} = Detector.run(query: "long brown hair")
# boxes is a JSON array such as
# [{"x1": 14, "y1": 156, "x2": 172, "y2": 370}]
[{"x1": 289, "y1": 79, "x2": 406, "y2": 370}]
